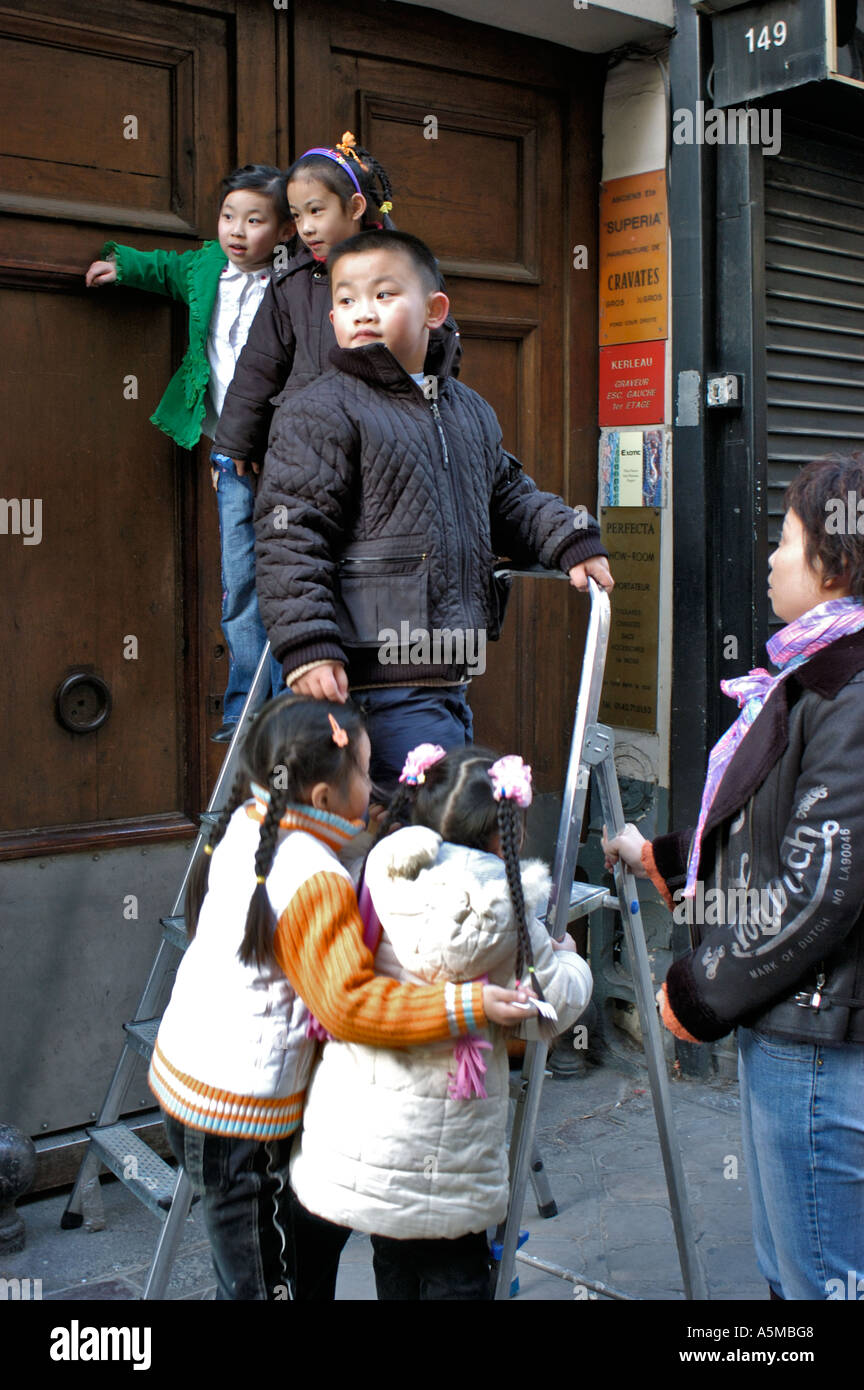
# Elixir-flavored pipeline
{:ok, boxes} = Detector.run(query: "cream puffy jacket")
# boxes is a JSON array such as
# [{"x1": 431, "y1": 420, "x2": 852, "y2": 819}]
[{"x1": 290, "y1": 827, "x2": 593, "y2": 1239}]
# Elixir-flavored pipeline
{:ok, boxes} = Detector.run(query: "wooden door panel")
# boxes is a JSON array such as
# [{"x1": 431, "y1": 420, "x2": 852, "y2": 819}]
[
  {"x1": 358, "y1": 90, "x2": 539, "y2": 278},
  {"x1": 0, "y1": 0, "x2": 236, "y2": 855},
  {"x1": 1, "y1": 17, "x2": 195, "y2": 231},
  {"x1": 2, "y1": 284, "x2": 181, "y2": 834}
]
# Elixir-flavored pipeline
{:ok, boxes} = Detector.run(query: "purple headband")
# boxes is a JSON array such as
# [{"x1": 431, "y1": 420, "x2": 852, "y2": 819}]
[{"x1": 299, "y1": 147, "x2": 363, "y2": 197}]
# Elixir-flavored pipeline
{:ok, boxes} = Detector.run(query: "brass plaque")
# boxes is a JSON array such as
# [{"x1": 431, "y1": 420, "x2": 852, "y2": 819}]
[{"x1": 599, "y1": 508, "x2": 660, "y2": 732}]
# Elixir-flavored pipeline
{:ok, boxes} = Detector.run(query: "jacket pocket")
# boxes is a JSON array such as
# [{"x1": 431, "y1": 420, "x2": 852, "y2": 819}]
[{"x1": 335, "y1": 538, "x2": 430, "y2": 648}]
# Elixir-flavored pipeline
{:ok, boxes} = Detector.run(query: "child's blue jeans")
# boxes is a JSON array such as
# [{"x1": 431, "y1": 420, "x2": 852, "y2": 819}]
[
  {"x1": 161, "y1": 1111, "x2": 352, "y2": 1300},
  {"x1": 161, "y1": 1110, "x2": 294, "y2": 1300},
  {"x1": 211, "y1": 452, "x2": 283, "y2": 723}
]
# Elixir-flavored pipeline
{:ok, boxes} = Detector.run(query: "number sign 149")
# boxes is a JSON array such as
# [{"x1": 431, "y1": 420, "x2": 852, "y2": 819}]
[{"x1": 746, "y1": 21, "x2": 788, "y2": 52}]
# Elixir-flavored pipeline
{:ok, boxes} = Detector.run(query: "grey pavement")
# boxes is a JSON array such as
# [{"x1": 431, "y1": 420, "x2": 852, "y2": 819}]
[{"x1": 2, "y1": 1048, "x2": 765, "y2": 1304}]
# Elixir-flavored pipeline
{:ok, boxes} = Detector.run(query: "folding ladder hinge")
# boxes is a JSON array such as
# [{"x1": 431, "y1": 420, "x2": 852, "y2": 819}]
[{"x1": 582, "y1": 723, "x2": 613, "y2": 766}]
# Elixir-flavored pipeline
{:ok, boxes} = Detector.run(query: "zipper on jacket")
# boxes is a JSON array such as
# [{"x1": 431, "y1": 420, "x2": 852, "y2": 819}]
[
  {"x1": 339, "y1": 553, "x2": 426, "y2": 567},
  {"x1": 429, "y1": 400, "x2": 450, "y2": 471},
  {"x1": 430, "y1": 397, "x2": 474, "y2": 627}
]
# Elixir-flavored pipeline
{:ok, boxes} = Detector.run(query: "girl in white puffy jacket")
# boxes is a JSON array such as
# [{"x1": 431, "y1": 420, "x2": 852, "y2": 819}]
[{"x1": 290, "y1": 743, "x2": 593, "y2": 1300}]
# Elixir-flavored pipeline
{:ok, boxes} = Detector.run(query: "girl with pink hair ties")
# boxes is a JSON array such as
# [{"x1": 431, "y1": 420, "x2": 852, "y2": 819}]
[{"x1": 289, "y1": 743, "x2": 592, "y2": 1300}]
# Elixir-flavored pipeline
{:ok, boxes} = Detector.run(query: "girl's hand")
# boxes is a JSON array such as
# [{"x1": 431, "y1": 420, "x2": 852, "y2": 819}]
[
  {"x1": 85, "y1": 260, "x2": 117, "y2": 287},
  {"x1": 551, "y1": 933, "x2": 577, "y2": 953},
  {"x1": 232, "y1": 457, "x2": 260, "y2": 476},
  {"x1": 601, "y1": 822, "x2": 649, "y2": 877},
  {"x1": 482, "y1": 983, "x2": 537, "y2": 1025}
]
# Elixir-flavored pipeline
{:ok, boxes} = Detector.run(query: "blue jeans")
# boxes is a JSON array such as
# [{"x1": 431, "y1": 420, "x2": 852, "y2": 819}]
[
  {"x1": 161, "y1": 1111, "x2": 294, "y2": 1301},
  {"x1": 211, "y1": 452, "x2": 283, "y2": 722},
  {"x1": 351, "y1": 684, "x2": 474, "y2": 795},
  {"x1": 737, "y1": 1026, "x2": 864, "y2": 1300}
]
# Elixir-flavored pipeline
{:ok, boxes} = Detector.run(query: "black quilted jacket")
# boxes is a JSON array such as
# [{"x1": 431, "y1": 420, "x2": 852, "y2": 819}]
[{"x1": 253, "y1": 329, "x2": 607, "y2": 687}]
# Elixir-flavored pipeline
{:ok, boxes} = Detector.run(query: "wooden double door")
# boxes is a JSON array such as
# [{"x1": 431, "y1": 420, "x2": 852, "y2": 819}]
[{"x1": 1, "y1": 0, "x2": 601, "y2": 866}]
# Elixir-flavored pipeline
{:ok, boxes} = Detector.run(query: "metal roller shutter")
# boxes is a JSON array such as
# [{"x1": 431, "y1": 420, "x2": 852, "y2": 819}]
[{"x1": 763, "y1": 128, "x2": 864, "y2": 565}]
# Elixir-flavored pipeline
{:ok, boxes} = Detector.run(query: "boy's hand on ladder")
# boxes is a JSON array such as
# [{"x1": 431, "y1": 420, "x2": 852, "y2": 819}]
[{"x1": 569, "y1": 556, "x2": 614, "y2": 592}]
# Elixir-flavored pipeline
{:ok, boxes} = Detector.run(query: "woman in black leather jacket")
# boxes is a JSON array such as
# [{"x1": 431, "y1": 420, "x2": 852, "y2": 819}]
[{"x1": 605, "y1": 452, "x2": 864, "y2": 1301}]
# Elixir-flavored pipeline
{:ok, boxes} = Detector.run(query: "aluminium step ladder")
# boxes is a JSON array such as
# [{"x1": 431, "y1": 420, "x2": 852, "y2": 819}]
[
  {"x1": 60, "y1": 643, "x2": 275, "y2": 1299},
  {"x1": 492, "y1": 574, "x2": 707, "y2": 1300}
]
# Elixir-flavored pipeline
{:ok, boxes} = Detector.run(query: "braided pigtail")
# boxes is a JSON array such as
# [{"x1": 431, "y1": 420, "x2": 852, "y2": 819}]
[
  {"x1": 497, "y1": 797, "x2": 545, "y2": 1004},
  {"x1": 373, "y1": 782, "x2": 417, "y2": 842},
  {"x1": 185, "y1": 770, "x2": 248, "y2": 940},
  {"x1": 357, "y1": 781, "x2": 417, "y2": 891},
  {"x1": 238, "y1": 774, "x2": 291, "y2": 969},
  {"x1": 350, "y1": 142, "x2": 394, "y2": 224}
]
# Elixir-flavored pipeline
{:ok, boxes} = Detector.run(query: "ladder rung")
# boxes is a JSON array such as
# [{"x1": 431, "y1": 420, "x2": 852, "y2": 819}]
[
  {"x1": 161, "y1": 915, "x2": 188, "y2": 950},
  {"x1": 539, "y1": 881, "x2": 608, "y2": 929},
  {"x1": 87, "y1": 1124, "x2": 178, "y2": 1217},
  {"x1": 200, "y1": 811, "x2": 219, "y2": 829},
  {"x1": 566, "y1": 882, "x2": 608, "y2": 919},
  {"x1": 123, "y1": 1018, "x2": 160, "y2": 1061}
]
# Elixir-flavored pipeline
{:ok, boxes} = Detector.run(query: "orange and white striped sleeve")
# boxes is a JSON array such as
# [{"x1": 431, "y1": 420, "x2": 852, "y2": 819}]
[{"x1": 273, "y1": 870, "x2": 487, "y2": 1046}]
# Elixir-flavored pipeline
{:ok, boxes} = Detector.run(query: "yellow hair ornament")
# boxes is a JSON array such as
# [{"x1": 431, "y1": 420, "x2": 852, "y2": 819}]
[
  {"x1": 336, "y1": 131, "x2": 369, "y2": 171},
  {"x1": 256, "y1": 875, "x2": 267, "y2": 885},
  {"x1": 379, "y1": 201, "x2": 393, "y2": 216},
  {"x1": 204, "y1": 843, "x2": 214, "y2": 856}
]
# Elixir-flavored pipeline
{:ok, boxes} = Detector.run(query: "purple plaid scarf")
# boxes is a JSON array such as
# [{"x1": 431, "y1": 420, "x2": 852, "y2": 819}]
[{"x1": 684, "y1": 597, "x2": 864, "y2": 896}]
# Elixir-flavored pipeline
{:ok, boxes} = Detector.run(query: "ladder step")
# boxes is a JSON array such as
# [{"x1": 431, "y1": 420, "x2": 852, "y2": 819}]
[
  {"x1": 161, "y1": 915, "x2": 188, "y2": 950},
  {"x1": 123, "y1": 1018, "x2": 160, "y2": 1061},
  {"x1": 87, "y1": 1124, "x2": 178, "y2": 1217},
  {"x1": 540, "y1": 881, "x2": 608, "y2": 929}
]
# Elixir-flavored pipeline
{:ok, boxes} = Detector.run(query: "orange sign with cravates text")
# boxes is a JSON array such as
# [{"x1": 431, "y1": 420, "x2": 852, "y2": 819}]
[{"x1": 599, "y1": 171, "x2": 668, "y2": 346}]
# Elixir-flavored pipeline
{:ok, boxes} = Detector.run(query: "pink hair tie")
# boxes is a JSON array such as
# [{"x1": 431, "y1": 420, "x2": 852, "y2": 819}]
[
  {"x1": 399, "y1": 743, "x2": 446, "y2": 786},
  {"x1": 489, "y1": 755, "x2": 533, "y2": 808}
]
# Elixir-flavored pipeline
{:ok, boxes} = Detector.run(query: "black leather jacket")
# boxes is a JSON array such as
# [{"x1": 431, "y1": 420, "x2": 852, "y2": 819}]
[{"x1": 654, "y1": 629, "x2": 864, "y2": 1045}]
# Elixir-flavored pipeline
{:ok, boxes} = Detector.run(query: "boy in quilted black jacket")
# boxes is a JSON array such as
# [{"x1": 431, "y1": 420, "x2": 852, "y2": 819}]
[{"x1": 254, "y1": 229, "x2": 613, "y2": 792}]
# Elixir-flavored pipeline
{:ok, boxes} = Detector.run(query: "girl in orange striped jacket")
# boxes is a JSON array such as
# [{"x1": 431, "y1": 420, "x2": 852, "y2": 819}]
[{"x1": 149, "y1": 693, "x2": 530, "y2": 1300}]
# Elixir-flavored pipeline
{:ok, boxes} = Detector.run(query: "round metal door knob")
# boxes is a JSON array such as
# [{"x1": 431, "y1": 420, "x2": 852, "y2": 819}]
[{"x1": 55, "y1": 672, "x2": 112, "y2": 733}]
